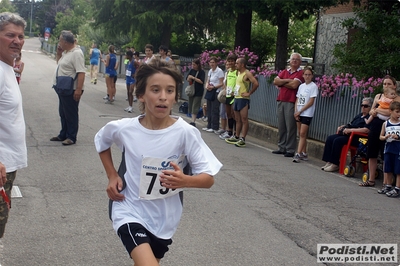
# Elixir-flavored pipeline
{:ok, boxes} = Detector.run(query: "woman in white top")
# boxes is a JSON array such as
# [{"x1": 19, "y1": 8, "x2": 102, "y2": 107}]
[{"x1": 293, "y1": 67, "x2": 319, "y2": 162}]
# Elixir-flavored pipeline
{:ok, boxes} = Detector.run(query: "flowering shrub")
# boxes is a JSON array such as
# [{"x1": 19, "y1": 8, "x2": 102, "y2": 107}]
[
  {"x1": 198, "y1": 47, "x2": 278, "y2": 80},
  {"x1": 315, "y1": 73, "x2": 383, "y2": 98}
]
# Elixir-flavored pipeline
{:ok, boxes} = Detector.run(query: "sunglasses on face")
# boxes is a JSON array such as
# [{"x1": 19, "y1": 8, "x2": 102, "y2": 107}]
[{"x1": 360, "y1": 104, "x2": 370, "y2": 108}]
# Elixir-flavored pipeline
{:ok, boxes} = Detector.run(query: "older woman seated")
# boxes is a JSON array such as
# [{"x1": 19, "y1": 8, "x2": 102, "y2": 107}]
[{"x1": 321, "y1": 97, "x2": 373, "y2": 172}]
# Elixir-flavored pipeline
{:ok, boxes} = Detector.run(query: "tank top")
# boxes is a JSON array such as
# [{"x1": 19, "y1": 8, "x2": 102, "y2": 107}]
[
  {"x1": 378, "y1": 95, "x2": 393, "y2": 110},
  {"x1": 226, "y1": 69, "x2": 237, "y2": 98},
  {"x1": 90, "y1": 48, "x2": 100, "y2": 63},
  {"x1": 384, "y1": 120, "x2": 400, "y2": 154},
  {"x1": 126, "y1": 60, "x2": 136, "y2": 84},
  {"x1": 106, "y1": 53, "x2": 117, "y2": 76},
  {"x1": 234, "y1": 70, "x2": 250, "y2": 99}
]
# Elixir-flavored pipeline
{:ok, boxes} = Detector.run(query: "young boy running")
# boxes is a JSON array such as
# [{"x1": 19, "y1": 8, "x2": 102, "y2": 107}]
[{"x1": 94, "y1": 59, "x2": 222, "y2": 265}]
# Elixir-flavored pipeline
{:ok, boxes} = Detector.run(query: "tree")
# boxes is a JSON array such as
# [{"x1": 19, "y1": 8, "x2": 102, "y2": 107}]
[
  {"x1": 333, "y1": 2, "x2": 400, "y2": 78},
  {"x1": 0, "y1": 0, "x2": 16, "y2": 13},
  {"x1": 287, "y1": 16, "x2": 315, "y2": 58},
  {"x1": 256, "y1": 0, "x2": 352, "y2": 70}
]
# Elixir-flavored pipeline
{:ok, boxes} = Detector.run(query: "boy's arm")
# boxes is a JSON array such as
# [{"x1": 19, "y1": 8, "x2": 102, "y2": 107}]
[
  {"x1": 379, "y1": 122, "x2": 388, "y2": 141},
  {"x1": 160, "y1": 162, "x2": 214, "y2": 189},
  {"x1": 99, "y1": 148, "x2": 125, "y2": 201}
]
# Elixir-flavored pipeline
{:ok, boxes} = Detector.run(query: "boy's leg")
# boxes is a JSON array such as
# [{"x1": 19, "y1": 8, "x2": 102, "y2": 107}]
[{"x1": 131, "y1": 243, "x2": 160, "y2": 266}]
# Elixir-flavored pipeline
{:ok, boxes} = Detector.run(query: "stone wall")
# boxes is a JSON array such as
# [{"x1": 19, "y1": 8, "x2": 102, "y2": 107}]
[{"x1": 314, "y1": 12, "x2": 355, "y2": 75}]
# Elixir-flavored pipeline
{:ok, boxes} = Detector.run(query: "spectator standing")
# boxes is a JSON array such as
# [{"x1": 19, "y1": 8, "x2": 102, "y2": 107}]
[
  {"x1": 219, "y1": 54, "x2": 237, "y2": 139},
  {"x1": 272, "y1": 53, "x2": 305, "y2": 157},
  {"x1": 124, "y1": 50, "x2": 138, "y2": 113},
  {"x1": 378, "y1": 101, "x2": 400, "y2": 197},
  {"x1": 202, "y1": 57, "x2": 224, "y2": 133},
  {"x1": 89, "y1": 43, "x2": 102, "y2": 84},
  {"x1": 225, "y1": 57, "x2": 259, "y2": 147},
  {"x1": 159, "y1": 45, "x2": 172, "y2": 63},
  {"x1": 102, "y1": 45, "x2": 118, "y2": 103},
  {"x1": 0, "y1": 12, "x2": 28, "y2": 238},
  {"x1": 143, "y1": 44, "x2": 155, "y2": 64},
  {"x1": 365, "y1": 85, "x2": 397, "y2": 124},
  {"x1": 186, "y1": 58, "x2": 205, "y2": 127},
  {"x1": 50, "y1": 30, "x2": 85, "y2": 146},
  {"x1": 359, "y1": 75, "x2": 400, "y2": 187},
  {"x1": 13, "y1": 53, "x2": 24, "y2": 84},
  {"x1": 293, "y1": 67, "x2": 318, "y2": 162}
]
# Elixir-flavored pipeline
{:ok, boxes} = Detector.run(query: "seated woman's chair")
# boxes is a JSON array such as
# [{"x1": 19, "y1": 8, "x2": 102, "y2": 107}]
[{"x1": 339, "y1": 132, "x2": 368, "y2": 175}]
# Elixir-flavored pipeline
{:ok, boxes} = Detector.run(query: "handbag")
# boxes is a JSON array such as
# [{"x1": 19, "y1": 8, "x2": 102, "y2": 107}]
[
  {"x1": 185, "y1": 71, "x2": 198, "y2": 97},
  {"x1": 53, "y1": 66, "x2": 76, "y2": 96},
  {"x1": 217, "y1": 88, "x2": 226, "y2": 103},
  {"x1": 204, "y1": 89, "x2": 216, "y2": 101}
]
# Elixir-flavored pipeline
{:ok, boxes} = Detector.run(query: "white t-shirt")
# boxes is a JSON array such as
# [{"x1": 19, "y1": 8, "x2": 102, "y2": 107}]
[
  {"x1": 296, "y1": 81, "x2": 318, "y2": 118},
  {"x1": 53, "y1": 46, "x2": 86, "y2": 89},
  {"x1": 94, "y1": 115, "x2": 222, "y2": 239},
  {"x1": 0, "y1": 60, "x2": 27, "y2": 172},
  {"x1": 208, "y1": 67, "x2": 224, "y2": 92}
]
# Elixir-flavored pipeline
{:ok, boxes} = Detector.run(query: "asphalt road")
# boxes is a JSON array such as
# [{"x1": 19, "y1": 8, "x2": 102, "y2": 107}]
[{"x1": 1, "y1": 38, "x2": 399, "y2": 266}]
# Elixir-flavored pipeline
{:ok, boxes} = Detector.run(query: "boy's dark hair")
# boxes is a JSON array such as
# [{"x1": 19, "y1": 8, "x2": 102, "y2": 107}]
[
  {"x1": 145, "y1": 44, "x2": 153, "y2": 51},
  {"x1": 133, "y1": 51, "x2": 140, "y2": 57},
  {"x1": 389, "y1": 101, "x2": 400, "y2": 111},
  {"x1": 226, "y1": 54, "x2": 238, "y2": 62},
  {"x1": 126, "y1": 50, "x2": 133, "y2": 57},
  {"x1": 135, "y1": 58, "x2": 182, "y2": 112},
  {"x1": 159, "y1": 45, "x2": 168, "y2": 52}
]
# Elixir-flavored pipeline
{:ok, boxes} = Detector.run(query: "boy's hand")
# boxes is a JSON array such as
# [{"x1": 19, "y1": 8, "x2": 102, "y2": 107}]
[
  {"x1": 107, "y1": 175, "x2": 125, "y2": 201},
  {"x1": 160, "y1": 162, "x2": 186, "y2": 189}
]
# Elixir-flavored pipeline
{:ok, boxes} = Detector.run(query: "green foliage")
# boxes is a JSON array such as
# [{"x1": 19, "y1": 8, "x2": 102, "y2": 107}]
[
  {"x1": 0, "y1": 0, "x2": 16, "y2": 13},
  {"x1": 333, "y1": 2, "x2": 400, "y2": 79},
  {"x1": 287, "y1": 15, "x2": 315, "y2": 58},
  {"x1": 251, "y1": 13, "x2": 276, "y2": 64}
]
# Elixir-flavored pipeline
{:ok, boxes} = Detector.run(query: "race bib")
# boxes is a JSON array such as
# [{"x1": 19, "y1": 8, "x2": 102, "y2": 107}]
[
  {"x1": 234, "y1": 85, "x2": 240, "y2": 96},
  {"x1": 298, "y1": 95, "x2": 306, "y2": 105},
  {"x1": 126, "y1": 70, "x2": 131, "y2": 76},
  {"x1": 226, "y1": 86, "x2": 233, "y2": 96},
  {"x1": 139, "y1": 155, "x2": 185, "y2": 200}
]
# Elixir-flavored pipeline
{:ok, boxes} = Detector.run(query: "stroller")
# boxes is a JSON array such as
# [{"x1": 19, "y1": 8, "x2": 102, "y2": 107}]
[{"x1": 343, "y1": 137, "x2": 384, "y2": 181}]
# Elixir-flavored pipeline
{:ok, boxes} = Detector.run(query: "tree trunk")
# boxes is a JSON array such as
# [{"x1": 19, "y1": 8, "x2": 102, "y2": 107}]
[
  {"x1": 234, "y1": 10, "x2": 252, "y2": 49},
  {"x1": 275, "y1": 12, "x2": 290, "y2": 70},
  {"x1": 160, "y1": 23, "x2": 172, "y2": 48}
]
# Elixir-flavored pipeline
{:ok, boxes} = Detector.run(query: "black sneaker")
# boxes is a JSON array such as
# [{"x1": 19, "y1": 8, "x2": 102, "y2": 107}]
[
  {"x1": 284, "y1": 152, "x2": 295, "y2": 157},
  {"x1": 378, "y1": 186, "x2": 392, "y2": 194},
  {"x1": 272, "y1": 150, "x2": 285, "y2": 154}
]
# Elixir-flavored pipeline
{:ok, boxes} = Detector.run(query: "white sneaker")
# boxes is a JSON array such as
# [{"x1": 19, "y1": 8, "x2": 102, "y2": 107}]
[
  {"x1": 206, "y1": 128, "x2": 214, "y2": 132},
  {"x1": 127, "y1": 106, "x2": 133, "y2": 113},
  {"x1": 321, "y1": 162, "x2": 332, "y2": 170},
  {"x1": 301, "y1": 152, "x2": 308, "y2": 161},
  {"x1": 133, "y1": 97, "x2": 138, "y2": 102},
  {"x1": 214, "y1": 129, "x2": 225, "y2": 135},
  {"x1": 103, "y1": 95, "x2": 109, "y2": 100},
  {"x1": 202, "y1": 127, "x2": 209, "y2": 131},
  {"x1": 219, "y1": 131, "x2": 231, "y2": 140}
]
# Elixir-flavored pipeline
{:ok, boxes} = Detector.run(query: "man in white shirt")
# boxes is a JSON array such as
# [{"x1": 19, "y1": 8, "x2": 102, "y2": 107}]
[{"x1": 0, "y1": 12, "x2": 28, "y2": 238}]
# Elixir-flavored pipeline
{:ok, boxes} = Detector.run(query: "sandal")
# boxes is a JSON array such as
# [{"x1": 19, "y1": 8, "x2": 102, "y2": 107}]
[{"x1": 359, "y1": 180, "x2": 375, "y2": 187}]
